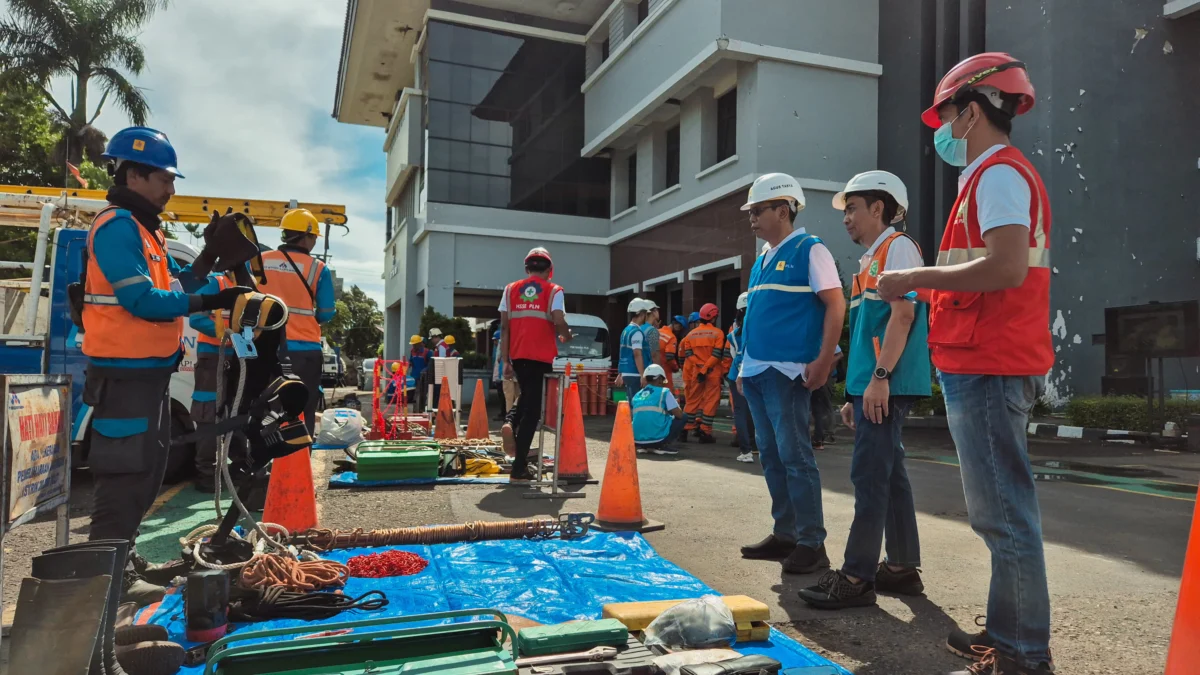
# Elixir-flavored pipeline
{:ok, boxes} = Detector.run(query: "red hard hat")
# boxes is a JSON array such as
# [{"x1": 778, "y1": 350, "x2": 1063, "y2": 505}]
[
  {"x1": 699, "y1": 303, "x2": 719, "y2": 321},
  {"x1": 525, "y1": 247, "x2": 552, "y2": 266},
  {"x1": 922, "y1": 52, "x2": 1035, "y2": 129}
]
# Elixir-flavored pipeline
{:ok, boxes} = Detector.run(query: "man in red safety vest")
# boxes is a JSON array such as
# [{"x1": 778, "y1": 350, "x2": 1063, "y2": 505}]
[
  {"x1": 498, "y1": 247, "x2": 572, "y2": 481},
  {"x1": 877, "y1": 53, "x2": 1054, "y2": 675}
]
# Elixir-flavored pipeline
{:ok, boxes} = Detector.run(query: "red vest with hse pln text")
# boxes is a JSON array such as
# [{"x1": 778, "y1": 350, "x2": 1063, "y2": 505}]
[
  {"x1": 506, "y1": 276, "x2": 561, "y2": 363},
  {"x1": 928, "y1": 147, "x2": 1053, "y2": 376}
]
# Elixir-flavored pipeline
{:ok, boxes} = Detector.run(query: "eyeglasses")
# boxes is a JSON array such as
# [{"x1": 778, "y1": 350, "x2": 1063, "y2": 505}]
[{"x1": 748, "y1": 203, "x2": 785, "y2": 218}]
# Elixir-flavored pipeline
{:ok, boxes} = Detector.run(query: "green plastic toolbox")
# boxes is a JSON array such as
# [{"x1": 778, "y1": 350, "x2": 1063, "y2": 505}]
[
  {"x1": 516, "y1": 619, "x2": 630, "y2": 657},
  {"x1": 205, "y1": 609, "x2": 517, "y2": 675},
  {"x1": 356, "y1": 448, "x2": 440, "y2": 481}
]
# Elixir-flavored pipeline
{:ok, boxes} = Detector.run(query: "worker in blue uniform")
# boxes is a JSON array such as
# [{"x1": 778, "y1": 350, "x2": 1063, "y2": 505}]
[{"x1": 81, "y1": 126, "x2": 250, "y2": 605}]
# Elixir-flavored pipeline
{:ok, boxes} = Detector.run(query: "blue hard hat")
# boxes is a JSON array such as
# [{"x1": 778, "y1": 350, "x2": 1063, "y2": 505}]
[
  {"x1": 492, "y1": 330, "x2": 501, "y2": 339},
  {"x1": 673, "y1": 315, "x2": 687, "y2": 326},
  {"x1": 688, "y1": 312, "x2": 701, "y2": 323},
  {"x1": 103, "y1": 127, "x2": 184, "y2": 178}
]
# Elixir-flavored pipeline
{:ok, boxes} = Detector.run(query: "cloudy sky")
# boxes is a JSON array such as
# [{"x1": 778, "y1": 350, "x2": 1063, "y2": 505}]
[{"x1": 47, "y1": 0, "x2": 388, "y2": 303}]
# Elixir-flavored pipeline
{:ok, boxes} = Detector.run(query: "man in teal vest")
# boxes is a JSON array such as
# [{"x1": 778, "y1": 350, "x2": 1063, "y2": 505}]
[
  {"x1": 799, "y1": 171, "x2": 931, "y2": 610},
  {"x1": 617, "y1": 298, "x2": 649, "y2": 403},
  {"x1": 736, "y1": 173, "x2": 846, "y2": 576},
  {"x1": 632, "y1": 364, "x2": 685, "y2": 455}
]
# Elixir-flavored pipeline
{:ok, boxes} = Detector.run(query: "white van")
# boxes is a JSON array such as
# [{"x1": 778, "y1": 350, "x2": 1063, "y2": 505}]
[{"x1": 554, "y1": 313, "x2": 611, "y2": 372}]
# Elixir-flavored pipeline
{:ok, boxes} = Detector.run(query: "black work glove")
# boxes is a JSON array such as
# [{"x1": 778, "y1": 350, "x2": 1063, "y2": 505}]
[
  {"x1": 697, "y1": 371, "x2": 707, "y2": 383},
  {"x1": 199, "y1": 286, "x2": 253, "y2": 312}
]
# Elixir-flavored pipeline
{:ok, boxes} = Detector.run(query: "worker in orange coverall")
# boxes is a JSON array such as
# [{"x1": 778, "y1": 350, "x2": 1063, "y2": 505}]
[
  {"x1": 658, "y1": 319, "x2": 679, "y2": 393},
  {"x1": 679, "y1": 303, "x2": 726, "y2": 444}
]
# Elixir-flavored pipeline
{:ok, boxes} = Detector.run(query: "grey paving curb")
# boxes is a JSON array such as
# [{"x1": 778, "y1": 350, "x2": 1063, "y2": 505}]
[{"x1": 905, "y1": 416, "x2": 1152, "y2": 442}]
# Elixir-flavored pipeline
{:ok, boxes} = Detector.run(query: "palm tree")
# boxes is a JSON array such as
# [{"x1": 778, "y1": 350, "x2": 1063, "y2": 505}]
[{"x1": 0, "y1": 0, "x2": 170, "y2": 167}]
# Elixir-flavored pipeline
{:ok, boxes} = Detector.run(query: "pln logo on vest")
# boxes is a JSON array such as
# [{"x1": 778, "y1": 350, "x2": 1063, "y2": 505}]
[
  {"x1": 519, "y1": 282, "x2": 542, "y2": 302},
  {"x1": 775, "y1": 260, "x2": 788, "y2": 272},
  {"x1": 868, "y1": 260, "x2": 880, "y2": 277}
]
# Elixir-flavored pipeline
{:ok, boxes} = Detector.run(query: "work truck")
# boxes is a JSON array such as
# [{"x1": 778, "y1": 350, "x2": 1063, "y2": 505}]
[{"x1": 0, "y1": 186, "x2": 347, "y2": 481}]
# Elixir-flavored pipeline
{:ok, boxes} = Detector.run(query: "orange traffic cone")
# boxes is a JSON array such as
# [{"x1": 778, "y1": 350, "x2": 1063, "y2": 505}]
[
  {"x1": 435, "y1": 376, "x2": 458, "y2": 439},
  {"x1": 593, "y1": 402, "x2": 663, "y2": 533},
  {"x1": 262, "y1": 417, "x2": 318, "y2": 533},
  {"x1": 465, "y1": 379, "x2": 490, "y2": 440},
  {"x1": 557, "y1": 382, "x2": 593, "y2": 484},
  {"x1": 1166, "y1": 483, "x2": 1200, "y2": 673}
]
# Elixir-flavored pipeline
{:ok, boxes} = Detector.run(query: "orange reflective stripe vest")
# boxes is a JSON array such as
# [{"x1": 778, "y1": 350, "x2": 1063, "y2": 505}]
[
  {"x1": 262, "y1": 249, "x2": 326, "y2": 344},
  {"x1": 928, "y1": 146, "x2": 1053, "y2": 376},
  {"x1": 196, "y1": 274, "x2": 233, "y2": 347},
  {"x1": 82, "y1": 208, "x2": 182, "y2": 359}
]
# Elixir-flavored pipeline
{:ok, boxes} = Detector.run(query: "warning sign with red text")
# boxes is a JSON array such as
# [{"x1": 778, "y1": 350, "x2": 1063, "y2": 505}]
[{"x1": 5, "y1": 383, "x2": 69, "y2": 527}]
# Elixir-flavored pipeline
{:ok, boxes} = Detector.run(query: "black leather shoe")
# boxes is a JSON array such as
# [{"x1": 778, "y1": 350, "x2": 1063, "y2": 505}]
[
  {"x1": 740, "y1": 534, "x2": 796, "y2": 560},
  {"x1": 782, "y1": 544, "x2": 831, "y2": 574}
]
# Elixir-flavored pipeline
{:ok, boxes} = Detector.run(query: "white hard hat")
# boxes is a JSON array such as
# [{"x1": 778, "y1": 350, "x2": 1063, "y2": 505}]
[
  {"x1": 642, "y1": 298, "x2": 659, "y2": 310},
  {"x1": 832, "y1": 170, "x2": 909, "y2": 224},
  {"x1": 643, "y1": 364, "x2": 666, "y2": 380},
  {"x1": 736, "y1": 292, "x2": 749, "y2": 310},
  {"x1": 741, "y1": 173, "x2": 806, "y2": 213},
  {"x1": 627, "y1": 298, "x2": 647, "y2": 313},
  {"x1": 428, "y1": 328, "x2": 443, "y2": 337}
]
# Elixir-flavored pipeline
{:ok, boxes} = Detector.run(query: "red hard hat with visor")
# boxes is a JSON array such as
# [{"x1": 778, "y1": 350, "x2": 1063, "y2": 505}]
[{"x1": 922, "y1": 52, "x2": 1036, "y2": 129}]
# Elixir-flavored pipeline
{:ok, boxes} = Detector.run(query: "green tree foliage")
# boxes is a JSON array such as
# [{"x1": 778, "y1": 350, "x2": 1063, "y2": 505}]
[
  {"x1": 72, "y1": 158, "x2": 112, "y2": 191},
  {"x1": 0, "y1": 0, "x2": 170, "y2": 166},
  {"x1": 0, "y1": 83, "x2": 59, "y2": 186},
  {"x1": 324, "y1": 286, "x2": 382, "y2": 359},
  {"x1": 417, "y1": 306, "x2": 474, "y2": 354}
]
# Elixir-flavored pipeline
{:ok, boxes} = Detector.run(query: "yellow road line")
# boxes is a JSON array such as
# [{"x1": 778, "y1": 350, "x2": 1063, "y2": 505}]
[{"x1": 145, "y1": 482, "x2": 186, "y2": 518}]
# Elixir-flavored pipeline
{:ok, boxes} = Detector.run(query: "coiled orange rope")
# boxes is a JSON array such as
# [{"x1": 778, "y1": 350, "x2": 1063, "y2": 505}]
[{"x1": 239, "y1": 554, "x2": 349, "y2": 592}]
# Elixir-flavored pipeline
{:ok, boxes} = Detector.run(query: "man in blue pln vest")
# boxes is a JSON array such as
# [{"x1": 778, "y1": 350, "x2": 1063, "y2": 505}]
[
  {"x1": 736, "y1": 173, "x2": 847, "y2": 575},
  {"x1": 799, "y1": 170, "x2": 931, "y2": 610},
  {"x1": 616, "y1": 298, "x2": 649, "y2": 403},
  {"x1": 631, "y1": 364, "x2": 685, "y2": 455}
]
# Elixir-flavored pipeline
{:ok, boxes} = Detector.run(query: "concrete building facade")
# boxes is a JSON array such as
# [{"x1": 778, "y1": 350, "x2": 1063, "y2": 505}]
[{"x1": 336, "y1": 0, "x2": 1200, "y2": 398}]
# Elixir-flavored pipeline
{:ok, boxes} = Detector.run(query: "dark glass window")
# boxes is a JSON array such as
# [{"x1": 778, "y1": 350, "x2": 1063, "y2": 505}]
[
  {"x1": 601, "y1": 38, "x2": 610, "y2": 61},
  {"x1": 422, "y1": 21, "x2": 610, "y2": 217},
  {"x1": 626, "y1": 153, "x2": 637, "y2": 210},
  {"x1": 716, "y1": 88, "x2": 737, "y2": 162},
  {"x1": 665, "y1": 125, "x2": 680, "y2": 189},
  {"x1": 637, "y1": 0, "x2": 649, "y2": 24}
]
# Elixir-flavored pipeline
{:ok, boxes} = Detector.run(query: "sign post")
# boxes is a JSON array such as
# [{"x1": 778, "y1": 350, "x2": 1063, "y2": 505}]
[{"x1": 0, "y1": 374, "x2": 72, "y2": 647}]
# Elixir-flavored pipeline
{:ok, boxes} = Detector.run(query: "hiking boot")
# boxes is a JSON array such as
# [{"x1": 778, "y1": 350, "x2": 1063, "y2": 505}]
[
  {"x1": 740, "y1": 534, "x2": 796, "y2": 560},
  {"x1": 948, "y1": 648, "x2": 1054, "y2": 674},
  {"x1": 501, "y1": 423, "x2": 516, "y2": 457},
  {"x1": 782, "y1": 544, "x2": 831, "y2": 575},
  {"x1": 947, "y1": 616, "x2": 994, "y2": 660},
  {"x1": 696, "y1": 432, "x2": 716, "y2": 444},
  {"x1": 193, "y1": 475, "x2": 216, "y2": 493},
  {"x1": 875, "y1": 562, "x2": 925, "y2": 596},
  {"x1": 798, "y1": 570, "x2": 877, "y2": 609},
  {"x1": 116, "y1": 640, "x2": 186, "y2": 675},
  {"x1": 129, "y1": 553, "x2": 188, "y2": 587},
  {"x1": 735, "y1": 452, "x2": 755, "y2": 463},
  {"x1": 122, "y1": 571, "x2": 166, "y2": 608}
]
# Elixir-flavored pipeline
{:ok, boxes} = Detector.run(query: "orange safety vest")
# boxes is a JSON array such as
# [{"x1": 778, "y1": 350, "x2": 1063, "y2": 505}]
[
  {"x1": 928, "y1": 147, "x2": 1053, "y2": 376},
  {"x1": 82, "y1": 208, "x2": 182, "y2": 359},
  {"x1": 680, "y1": 324, "x2": 726, "y2": 377},
  {"x1": 261, "y1": 249, "x2": 326, "y2": 344},
  {"x1": 505, "y1": 276, "x2": 562, "y2": 363},
  {"x1": 196, "y1": 274, "x2": 234, "y2": 347}
]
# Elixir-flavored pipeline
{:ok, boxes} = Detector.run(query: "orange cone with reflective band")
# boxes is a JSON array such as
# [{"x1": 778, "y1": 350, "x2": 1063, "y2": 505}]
[
  {"x1": 465, "y1": 379, "x2": 490, "y2": 439},
  {"x1": 593, "y1": 402, "x2": 663, "y2": 533},
  {"x1": 435, "y1": 376, "x2": 458, "y2": 439},
  {"x1": 1166, "y1": 483, "x2": 1200, "y2": 673},
  {"x1": 557, "y1": 382, "x2": 592, "y2": 483},
  {"x1": 262, "y1": 415, "x2": 318, "y2": 533}
]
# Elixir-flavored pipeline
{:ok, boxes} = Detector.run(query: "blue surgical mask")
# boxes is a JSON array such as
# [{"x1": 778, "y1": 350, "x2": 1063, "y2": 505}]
[{"x1": 933, "y1": 108, "x2": 975, "y2": 167}]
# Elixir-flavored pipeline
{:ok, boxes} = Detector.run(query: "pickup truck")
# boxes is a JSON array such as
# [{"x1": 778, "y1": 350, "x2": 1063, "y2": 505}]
[{"x1": 0, "y1": 226, "x2": 204, "y2": 481}]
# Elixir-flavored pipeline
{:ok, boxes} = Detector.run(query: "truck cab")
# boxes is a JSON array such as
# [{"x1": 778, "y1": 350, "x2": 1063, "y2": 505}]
[{"x1": 554, "y1": 313, "x2": 611, "y2": 373}]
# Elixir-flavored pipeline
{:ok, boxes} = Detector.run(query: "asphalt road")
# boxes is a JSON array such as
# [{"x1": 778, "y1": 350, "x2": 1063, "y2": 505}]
[{"x1": 1, "y1": 394, "x2": 1191, "y2": 674}]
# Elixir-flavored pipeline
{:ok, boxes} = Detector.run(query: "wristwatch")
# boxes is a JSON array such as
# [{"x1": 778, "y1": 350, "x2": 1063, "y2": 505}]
[{"x1": 873, "y1": 366, "x2": 892, "y2": 380}]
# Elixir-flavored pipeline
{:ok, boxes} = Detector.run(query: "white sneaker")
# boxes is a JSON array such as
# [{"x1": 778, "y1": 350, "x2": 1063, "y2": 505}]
[
  {"x1": 636, "y1": 447, "x2": 647, "y2": 454},
  {"x1": 736, "y1": 452, "x2": 755, "y2": 463},
  {"x1": 653, "y1": 447, "x2": 679, "y2": 456}
]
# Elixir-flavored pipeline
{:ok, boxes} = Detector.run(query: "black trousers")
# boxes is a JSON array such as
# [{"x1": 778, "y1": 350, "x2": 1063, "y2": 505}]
[
  {"x1": 811, "y1": 380, "x2": 835, "y2": 441},
  {"x1": 505, "y1": 359, "x2": 553, "y2": 476},
  {"x1": 287, "y1": 350, "x2": 324, "y2": 438},
  {"x1": 85, "y1": 371, "x2": 172, "y2": 562}
]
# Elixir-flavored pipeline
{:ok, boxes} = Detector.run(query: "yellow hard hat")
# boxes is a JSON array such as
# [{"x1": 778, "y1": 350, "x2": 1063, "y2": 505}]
[
  {"x1": 280, "y1": 208, "x2": 321, "y2": 237},
  {"x1": 444, "y1": 335, "x2": 456, "y2": 345},
  {"x1": 391, "y1": 362, "x2": 402, "y2": 372},
  {"x1": 409, "y1": 335, "x2": 422, "y2": 345}
]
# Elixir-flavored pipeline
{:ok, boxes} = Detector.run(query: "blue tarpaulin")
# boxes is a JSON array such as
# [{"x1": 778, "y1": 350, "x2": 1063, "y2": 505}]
[
  {"x1": 328, "y1": 472, "x2": 512, "y2": 487},
  {"x1": 137, "y1": 532, "x2": 848, "y2": 673}
]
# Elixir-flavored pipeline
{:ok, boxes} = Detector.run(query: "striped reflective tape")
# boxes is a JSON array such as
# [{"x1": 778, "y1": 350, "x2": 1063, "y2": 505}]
[
  {"x1": 509, "y1": 310, "x2": 553, "y2": 320},
  {"x1": 748, "y1": 283, "x2": 814, "y2": 294},
  {"x1": 111, "y1": 275, "x2": 150, "y2": 290},
  {"x1": 84, "y1": 294, "x2": 120, "y2": 305},
  {"x1": 936, "y1": 247, "x2": 1050, "y2": 268}
]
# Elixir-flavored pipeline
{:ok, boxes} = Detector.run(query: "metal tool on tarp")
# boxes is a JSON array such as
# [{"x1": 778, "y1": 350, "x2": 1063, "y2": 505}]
[{"x1": 517, "y1": 646, "x2": 618, "y2": 668}]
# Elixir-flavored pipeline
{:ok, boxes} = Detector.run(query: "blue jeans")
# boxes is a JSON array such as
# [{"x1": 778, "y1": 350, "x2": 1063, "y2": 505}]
[
  {"x1": 729, "y1": 381, "x2": 757, "y2": 452},
  {"x1": 742, "y1": 369, "x2": 825, "y2": 548},
  {"x1": 940, "y1": 372, "x2": 1050, "y2": 669},
  {"x1": 842, "y1": 396, "x2": 921, "y2": 581}
]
